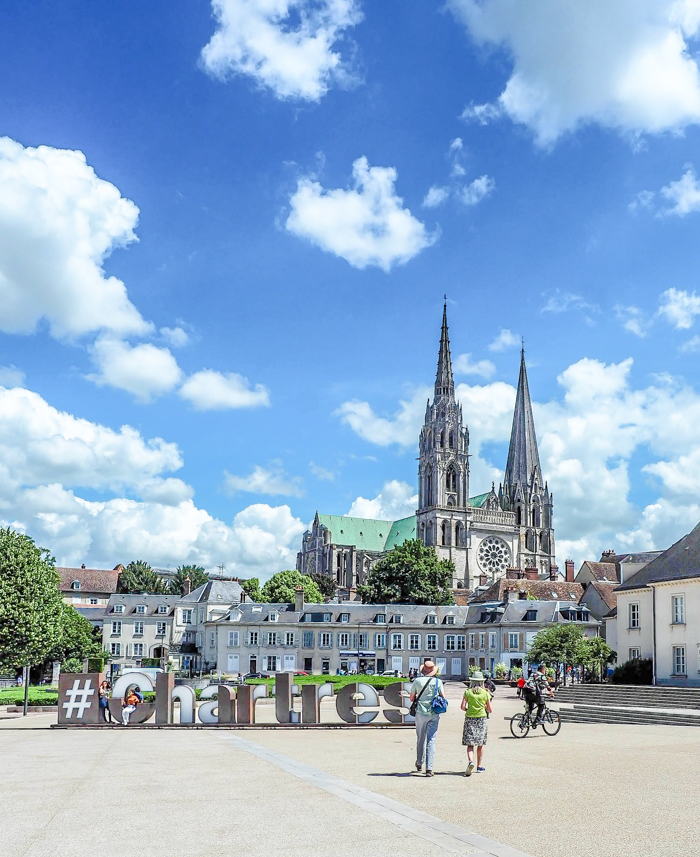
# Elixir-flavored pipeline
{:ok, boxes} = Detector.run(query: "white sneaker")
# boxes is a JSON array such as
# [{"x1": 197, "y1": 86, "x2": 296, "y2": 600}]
[{"x1": 465, "y1": 762, "x2": 475, "y2": 777}]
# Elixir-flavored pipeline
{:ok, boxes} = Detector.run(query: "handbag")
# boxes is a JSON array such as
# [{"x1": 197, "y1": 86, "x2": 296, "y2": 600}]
[
  {"x1": 431, "y1": 684, "x2": 448, "y2": 714},
  {"x1": 409, "y1": 675, "x2": 434, "y2": 717}
]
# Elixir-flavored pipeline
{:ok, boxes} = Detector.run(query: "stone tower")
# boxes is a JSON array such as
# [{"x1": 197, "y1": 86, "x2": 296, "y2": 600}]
[
  {"x1": 416, "y1": 304, "x2": 470, "y2": 582},
  {"x1": 499, "y1": 348, "x2": 555, "y2": 576}
]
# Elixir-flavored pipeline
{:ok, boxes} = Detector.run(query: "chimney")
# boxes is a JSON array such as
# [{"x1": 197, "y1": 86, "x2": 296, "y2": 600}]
[
  {"x1": 81, "y1": 563, "x2": 86, "y2": 569},
  {"x1": 184, "y1": 575, "x2": 191, "y2": 596},
  {"x1": 478, "y1": 574, "x2": 487, "y2": 586},
  {"x1": 506, "y1": 568, "x2": 519, "y2": 580},
  {"x1": 565, "y1": 559, "x2": 575, "y2": 583},
  {"x1": 239, "y1": 589, "x2": 246, "y2": 604},
  {"x1": 295, "y1": 584, "x2": 304, "y2": 613},
  {"x1": 506, "y1": 587, "x2": 517, "y2": 602},
  {"x1": 525, "y1": 567, "x2": 538, "y2": 580},
  {"x1": 549, "y1": 564, "x2": 559, "y2": 581}
]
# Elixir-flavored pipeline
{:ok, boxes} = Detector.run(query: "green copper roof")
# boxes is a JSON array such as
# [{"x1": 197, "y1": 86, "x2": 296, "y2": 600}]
[
  {"x1": 316, "y1": 514, "x2": 397, "y2": 552},
  {"x1": 384, "y1": 515, "x2": 417, "y2": 549},
  {"x1": 469, "y1": 492, "x2": 490, "y2": 508}
]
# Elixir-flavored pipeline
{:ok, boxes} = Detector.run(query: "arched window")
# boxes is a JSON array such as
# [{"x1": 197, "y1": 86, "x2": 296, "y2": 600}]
[
  {"x1": 420, "y1": 522, "x2": 426, "y2": 544},
  {"x1": 533, "y1": 505, "x2": 541, "y2": 527},
  {"x1": 446, "y1": 468, "x2": 457, "y2": 493},
  {"x1": 439, "y1": 431, "x2": 444, "y2": 448},
  {"x1": 441, "y1": 520, "x2": 449, "y2": 546},
  {"x1": 539, "y1": 531, "x2": 548, "y2": 552},
  {"x1": 455, "y1": 522, "x2": 462, "y2": 546},
  {"x1": 449, "y1": 432, "x2": 454, "y2": 449},
  {"x1": 526, "y1": 530, "x2": 535, "y2": 551},
  {"x1": 71, "y1": 580, "x2": 80, "y2": 590},
  {"x1": 516, "y1": 507, "x2": 522, "y2": 526},
  {"x1": 426, "y1": 521, "x2": 434, "y2": 546}
]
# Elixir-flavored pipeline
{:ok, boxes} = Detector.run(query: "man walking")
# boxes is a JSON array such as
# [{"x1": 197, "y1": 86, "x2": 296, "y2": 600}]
[{"x1": 409, "y1": 659, "x2": 444, "y2": 777}]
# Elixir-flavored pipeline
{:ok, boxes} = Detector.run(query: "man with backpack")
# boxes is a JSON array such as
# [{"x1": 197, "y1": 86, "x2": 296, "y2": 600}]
[
  {"x1": 523, "y1": 663, "x2": 554, "y2": 727},
  {"x1": 409, "y1": 659, "x2": 447, "y2": 777}
]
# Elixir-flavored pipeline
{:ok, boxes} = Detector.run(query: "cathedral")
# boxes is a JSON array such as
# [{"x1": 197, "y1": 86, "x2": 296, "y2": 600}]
[{"x1": 297, "y1": 305, "x2": 556, "y2": 593}]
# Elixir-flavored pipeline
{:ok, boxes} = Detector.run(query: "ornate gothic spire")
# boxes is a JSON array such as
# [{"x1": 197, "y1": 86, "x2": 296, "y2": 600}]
[
  {"x1": 504, "y1": 348, "x2": 542, "y2": 490},
  {"x1": 434, "y1": 302, "x2": 455, "y2": 401}
]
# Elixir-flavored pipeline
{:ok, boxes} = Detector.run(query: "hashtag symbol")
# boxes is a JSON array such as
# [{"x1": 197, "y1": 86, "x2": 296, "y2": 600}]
[{"x1": 62, "y1": 679, "x2": 95, "y2": 718}]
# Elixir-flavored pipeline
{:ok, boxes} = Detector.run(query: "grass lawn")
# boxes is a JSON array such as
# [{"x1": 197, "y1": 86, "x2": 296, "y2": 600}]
[{"x1": 0, "y1": 686, "x2": 59, "y2": 706}]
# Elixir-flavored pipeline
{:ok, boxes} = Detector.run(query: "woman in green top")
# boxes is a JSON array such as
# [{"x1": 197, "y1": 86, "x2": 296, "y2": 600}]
[{"x1": 460, "y1": 671, "x2": 492, "y2": 777}]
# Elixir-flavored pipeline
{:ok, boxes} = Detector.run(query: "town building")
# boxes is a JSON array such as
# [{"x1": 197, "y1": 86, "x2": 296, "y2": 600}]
[
  {"x1": 609, "y1": 523, "x2": 700, "y2": 686},
  {"x1": 575, "y1": 551, "x2": 662, "y2": 586},
  {"x1": 58, "y1": 564, "x2": 121, "y2": 607},
  {"x1": 297, "y1": 305, "x2": 556, "y2": 594},
  {"x1": 177, "y1": 579, "x2": 244, "y2": 672},
  {"x1": 210, "y1": 590, "x2": 598, "y2": 678}
]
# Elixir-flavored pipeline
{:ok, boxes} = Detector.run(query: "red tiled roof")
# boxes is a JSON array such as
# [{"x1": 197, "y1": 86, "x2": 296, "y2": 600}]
[
  {"x1": 470, "y1": 579, "x2": 584, "y2": 603},
  {"x1": 57, "y1": 567, "x2": 120, "y2": 595}
]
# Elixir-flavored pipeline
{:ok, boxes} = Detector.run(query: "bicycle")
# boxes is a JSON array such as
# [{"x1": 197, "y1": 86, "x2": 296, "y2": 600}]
[{"x1": 509, "y1": 701, "x2": 561, "y2": 738}]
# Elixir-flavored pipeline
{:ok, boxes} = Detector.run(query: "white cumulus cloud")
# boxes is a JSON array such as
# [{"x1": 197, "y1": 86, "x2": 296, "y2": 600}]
[
  {"x1": 658, "y1": 287, "x2": 700, "y2": 329},
  {"x1": 488, "y1": 328, "x2": 520, "y2": 351},
  {"x1": 453, "y1": 352, "x2": 496, "y2": 379},
  {"x1": 660, "y1": 167, "x2": 700, "y2": 216},
  {"x1": 450, "y1": 0, "x2": 700, "y2": 146},
  {"x1": 0, "y1": 137, "x2": 149, "y2": 340},
  {"x1": 224, "y1": 463, "x2": 303, "y2": 496},
  {"x1": 459, "y1": 174, "x2": 496, "y2": 206},
  {"x1": 179, "y1": 369, "x2": 270, "y2": 410},
  {"x1": 201, "y1": 0, "x2": 363, "y2": 101},
  {"x1": 422, "y1": 185, "x2": 450, "y2": 208},
  {"x1": 88, "y1": 337, "x2": 183, "y2": 402},
  {"x1": 286, "y1": 156, "x2": 436, "y2": 271},
  {"x1": 348, "y1": 480, "x2": 417, "y2": 521}
]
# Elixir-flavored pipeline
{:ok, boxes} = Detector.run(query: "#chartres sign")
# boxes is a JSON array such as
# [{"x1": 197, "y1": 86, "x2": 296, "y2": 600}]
[{"x1": 57, "y1": 672, "x2": 415, "y2": 727}]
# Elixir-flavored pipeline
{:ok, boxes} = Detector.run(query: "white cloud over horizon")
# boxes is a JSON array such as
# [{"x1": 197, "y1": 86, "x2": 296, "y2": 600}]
[
  {"x1": 450, "y1": 0, "x2": 700, "y2": 146},
  {"x1": 286, "y1": 156, "x2": 436, "y2": 271},
  {"x1": 88, "y1": 337, "x2": 184, "y2": 402},
  {"x1": 0, "y1": 384, "x2": 303, "y2": 578},
  {"x1": 201, "y1": 0, "x2": 363, "y2": 101},
  {"x1": 489, "y1": 328, "x2": 520, "y2": 352},
  {"x1": 348, "y1": 479, "x2": 417, "y2": 521},
  {"x1": 179, "y1": 369, "x2": 270, "y2": 410},
  {"x1": 453, "y1": 352, "x2": 496, "y2": 379}
]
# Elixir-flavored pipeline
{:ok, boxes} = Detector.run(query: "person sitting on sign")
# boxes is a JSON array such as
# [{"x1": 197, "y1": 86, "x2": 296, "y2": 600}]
[{"x1": 121, "y1": 689, "x2": 140, "y2": 726}]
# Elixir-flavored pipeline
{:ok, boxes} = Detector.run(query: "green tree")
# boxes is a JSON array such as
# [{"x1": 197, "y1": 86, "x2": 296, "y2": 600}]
[
  {"x1": 169, "y1": 565, "x2": 208, "y2": 595},
  {"x1": 304, "y1": 570, "x2": 336, "y2": 599},
  {"x1": 118, "y1": 560, "x2": 168, "y2": 594},
  {"x1": 527, "y1": 625, "x2": 589, "y2": 677},
  {"x1": 0, "y1": 528, "x2": 65, "y2": 671},
  {"x1": 356, "y1": 540, "x2": 454, "y2": 605},
  {"x1": 49, "y1": 603, "x2": 103, "y2": 664},
  {"x1": 241, "y1": 577, "x2": 267, "y2": 602},
  {"x1": 261, "y1": 570, "x2": 324, "y2": 604},
  {"x1": 580, "y1": 635, "x2": 616, "y2": 682}
]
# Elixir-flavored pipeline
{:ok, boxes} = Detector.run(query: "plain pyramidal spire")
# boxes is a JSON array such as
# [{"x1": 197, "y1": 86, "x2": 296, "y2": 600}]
[
  {"x1": 434, "y1": 302, "x2": 455, "y2": 400},
  {"x1": 504, "y1": 348, "x2": 542, "y2": 488}
]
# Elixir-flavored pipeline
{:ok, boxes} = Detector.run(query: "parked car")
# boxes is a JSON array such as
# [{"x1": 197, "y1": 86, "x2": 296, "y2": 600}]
[
  {"x1": 293, "y1": 671, "x2": 309, "y2": 676},
  {"x1": 380, "y1": 670, "x2": 403, "y2": 677},
  {"x1": 243, "y1": 672, "x2": 269, "y2": 680}
]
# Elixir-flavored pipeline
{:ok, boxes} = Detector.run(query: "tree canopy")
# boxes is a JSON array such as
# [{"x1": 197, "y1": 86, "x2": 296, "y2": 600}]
[
  {"x1": 169, "y1": 565, "x2": 208, "y2": 595},
  {"x1": 356, "y1": 540, "x2": 454, "y2": 605},
  {"x1": 0, "y1": 528, "x2": 65, "y2": 670},
  {"x1": 304, "y1": 570, "x2": 336, "y2": 599},
  {"x1": 262, "y1": 570, "x2": 324, "y2": 604},
  {"x1": 118, "y1": 560, "x2": 169, "y2": 594},
  {"x1": 527, "y1": 624, "x2": 588, "y2": 668},
  {"x1": 49, "y1": 603, "x2": 103, "y2": 663},
  {"x1": 241, "y1": 577, "x2": 265, "y2": 602}
]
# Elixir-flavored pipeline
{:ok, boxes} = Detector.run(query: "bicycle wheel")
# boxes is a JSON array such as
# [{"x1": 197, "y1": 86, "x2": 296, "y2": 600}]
[
  {"x1": 510, "y1": 712, "x2": 530, "y2": 738},
  {"x1": 541, "y1": 709, "x2": 561, "y2": 736}
]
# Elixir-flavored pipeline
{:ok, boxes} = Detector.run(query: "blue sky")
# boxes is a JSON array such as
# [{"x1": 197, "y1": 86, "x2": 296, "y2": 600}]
[{"x1": 2, "y1": 0, "x2": 700, "y2": 577}]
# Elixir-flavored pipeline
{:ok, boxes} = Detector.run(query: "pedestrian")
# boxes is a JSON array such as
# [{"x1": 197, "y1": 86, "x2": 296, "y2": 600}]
[
  {"x1": 484, "y1": 672, "x2": 496, "y2": 695},
  {"x1": 99, "y1": 679, "x2": 112, "y2": 723},
  {"x1": 121, "y1": 688, "x2": 140, "y2": 726},
  {"x1": 409, "y1": 659, "x2": 444, "y2": 777},
  {"x1": 461, "y1": 670, "x2": 492, "y2": 777}
]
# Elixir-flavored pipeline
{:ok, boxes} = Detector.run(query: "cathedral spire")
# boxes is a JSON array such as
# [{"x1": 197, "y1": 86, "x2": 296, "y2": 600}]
[
  {"x1": 504, "y1": 348, "x2": 542, "y2": 490},
  {"x1": 434, "y1": 302, "x2": 455, "y2": 400}
]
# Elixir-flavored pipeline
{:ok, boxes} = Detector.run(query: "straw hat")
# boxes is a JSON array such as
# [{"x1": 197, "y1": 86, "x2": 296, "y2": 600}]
[{"x1": 421, "y1": 660, "x2": 438, "y2": 676}]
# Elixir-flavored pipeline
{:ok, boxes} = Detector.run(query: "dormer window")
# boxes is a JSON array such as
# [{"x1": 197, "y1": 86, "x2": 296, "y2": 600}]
[
  {"x1": 323, "y1": 613, "x2": 331, "y2": 622},
  {"x1": 524, "y1": 610, "x2": 537, "y2": 621},
  {"x1": 340, "y1": 613, "x2": 350, "y2": 623},
  {"x1": 426, "y1": 614, "x2": 437, "y2": 625},
  {"x1": 269, "y1": 612, "x2": 278, "y2": 623},
  {"x1": 445, "y1": 615, "x2": 455, "y2": 625},
  {"x1": 136, "y1": 605, "x2": 146, "y2": 614},
  {"x1": 158, "y1": 605, "x2": 168, "y2": 614},
  {"x1": 375, "y1": 613, "x2": 386, "y2": 624},
  {"x1": 71, "y1": 580, "x2": 81, "y2": 590},
  {"x1": 392, "y1": 614, "x2": 403, "y2": 624},
  {"x1": 114, "y1": 604, "x2": 124, "y2": 614}
]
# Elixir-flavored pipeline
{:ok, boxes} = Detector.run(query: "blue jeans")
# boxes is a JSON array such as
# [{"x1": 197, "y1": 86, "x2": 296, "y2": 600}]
[{"x1": 415, "y1": 711, "x2": 440, "y2": 770}]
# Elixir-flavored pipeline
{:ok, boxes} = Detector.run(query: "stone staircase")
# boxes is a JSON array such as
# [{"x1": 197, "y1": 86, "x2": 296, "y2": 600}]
[{"x1": 554, "y1": 684, "x2": 700, "y2": 727}]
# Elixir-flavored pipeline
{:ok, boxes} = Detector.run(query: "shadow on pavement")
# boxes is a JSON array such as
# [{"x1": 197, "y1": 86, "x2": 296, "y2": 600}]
[{"x1": 367, "y1": 771, "x2": 466, "y2": 777}]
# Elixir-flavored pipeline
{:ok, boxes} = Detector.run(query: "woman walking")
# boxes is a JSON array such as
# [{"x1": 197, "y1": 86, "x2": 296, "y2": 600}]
[
  {"x1": 409, "y1": 659, "x2": 444, "y2": 777},
  {"x1": 461, "y1": 670, "x2": 492, "y2": 777}
]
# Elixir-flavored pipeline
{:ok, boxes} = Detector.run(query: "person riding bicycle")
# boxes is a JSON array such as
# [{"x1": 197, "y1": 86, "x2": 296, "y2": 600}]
[{"x1": 523, "y1": 663, "x2": 554, "y2": 727}]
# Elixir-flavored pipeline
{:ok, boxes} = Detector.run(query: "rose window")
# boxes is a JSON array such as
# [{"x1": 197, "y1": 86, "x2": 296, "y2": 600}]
[{"x1": 477, "y1": 537, "x2": 511, "y2": 575}]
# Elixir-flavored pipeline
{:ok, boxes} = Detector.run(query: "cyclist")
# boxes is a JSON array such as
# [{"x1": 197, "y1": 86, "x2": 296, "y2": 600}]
[{"x1": 523, "y1": 663, "x2": 554, "y2": 727}]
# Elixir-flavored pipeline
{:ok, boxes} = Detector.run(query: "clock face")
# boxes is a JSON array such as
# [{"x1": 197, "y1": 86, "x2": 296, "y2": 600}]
[{"x1": 477, "y1": 536, "x2": 511, "y2": 575}]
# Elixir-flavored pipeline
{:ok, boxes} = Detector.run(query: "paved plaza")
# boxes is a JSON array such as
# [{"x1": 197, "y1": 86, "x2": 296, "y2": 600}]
[{"x1": 2, "y1": 686, "x2": 699, "y2": 857}]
